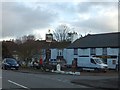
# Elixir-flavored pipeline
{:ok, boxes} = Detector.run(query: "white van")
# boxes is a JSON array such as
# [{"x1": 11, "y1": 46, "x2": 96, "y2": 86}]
[{"x1": 78, "y1": 57, "x2": 108, "y2": 72}]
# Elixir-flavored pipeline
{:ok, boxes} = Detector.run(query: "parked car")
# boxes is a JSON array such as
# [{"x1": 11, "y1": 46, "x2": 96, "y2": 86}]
[{"x1": 2, "y1": 58, "x2": 19, "y2": 70}]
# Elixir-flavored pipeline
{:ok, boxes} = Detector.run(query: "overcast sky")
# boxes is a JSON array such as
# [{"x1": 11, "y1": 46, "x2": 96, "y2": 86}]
[{"x1": 1, "y1": 0, "x2": 118, "y2": 40}]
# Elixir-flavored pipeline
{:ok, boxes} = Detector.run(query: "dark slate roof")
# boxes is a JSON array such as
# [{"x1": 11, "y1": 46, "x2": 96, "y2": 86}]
[
  {"x1": 68, "y1": 32, "x2": 120, "y2": 48},
  {"x1": 50, "y1": 41, "x2": 71, "y2": 49},
  {"x1": 36, "y1": 40, "x2": 71, "y2": 49}
]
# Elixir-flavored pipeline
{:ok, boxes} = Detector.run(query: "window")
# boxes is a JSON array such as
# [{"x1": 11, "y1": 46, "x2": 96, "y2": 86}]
[
  {"x1": 74, "y1": 58, "x2": 78, "y2": 61},
  {"x1": 74, "y1": 48, "x2": 78, "y2": 55},
  {"x1": 60, "y1": 52, "x2": 62, "y2": 56},
  {"x1": 90, "y1": 58, "x2": 96, "y2": 64},
  {"x1": 57, "y1": 50, "x2": 63, "y2": 56},
  {"x1": 90, "y1": 48, "x2": 96, "y2": 55},
  {"x1": 103, "y1": 48, "x2": 107, "y2": 55},
  {"x1": 112, "y1": 60, "x2": 116, "y2": 64},
  {"x1": 57, "y1": 50, "x2": 59, "y2": 56}
]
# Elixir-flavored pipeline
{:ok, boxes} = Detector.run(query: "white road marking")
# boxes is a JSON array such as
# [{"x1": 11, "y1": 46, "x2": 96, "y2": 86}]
[
  {"x1": 8, "y1": 80, "x2": 28, "y2": 89},
  {"x1": 57, "y1": 79, "x2": 62, "y2": 81}
]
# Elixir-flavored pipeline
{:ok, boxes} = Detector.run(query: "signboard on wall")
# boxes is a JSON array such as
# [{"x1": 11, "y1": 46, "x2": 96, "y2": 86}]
[{"x1": 46, "y1": 34, "x2": 53, "y2": 42}]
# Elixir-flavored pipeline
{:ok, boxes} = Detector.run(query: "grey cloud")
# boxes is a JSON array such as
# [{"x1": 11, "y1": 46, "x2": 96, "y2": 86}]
[
  {"x1": 68, "y1": 2, "x2": 118, "y2": 34},
  {"x1": 70, "y1": 15, "x2": 118, "y2": 34},
  {"x1": 2, "y1": 2, "x2": 58, "y2": 38},
  {"x1": 0, "y1": 2, "x2": 2, "y2": 39},
  {"x1": 1, "y1": 1, "x2": 118, "y2": 40},
  {"x1": 77, "y1": 3, "x2": 91, "y2": 14},
  {"x1": 37, "y1": 3, "x2": 77, "y2": 16},
  {"x1": 77, "y1": 2, "x2": 117, "y2": 14}
]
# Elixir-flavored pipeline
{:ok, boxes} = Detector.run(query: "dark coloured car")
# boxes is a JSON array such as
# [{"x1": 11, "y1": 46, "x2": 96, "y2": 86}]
[{"x1": 2, "y1": 58, "x2": 19, "y2": 70}]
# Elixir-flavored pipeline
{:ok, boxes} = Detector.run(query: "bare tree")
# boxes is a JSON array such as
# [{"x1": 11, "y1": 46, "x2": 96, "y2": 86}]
[
  {"x1": 20, "y1": 35, "x2": 36, "y2": 43},
  {"x1": 53, "y1": 24, "x2": 70, "y2": 42},
  {"x1": 27, "y1": 35, "x2": 35, "y2": 41}
]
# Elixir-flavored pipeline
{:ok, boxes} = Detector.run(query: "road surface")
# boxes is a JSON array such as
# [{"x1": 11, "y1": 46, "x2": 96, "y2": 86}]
[
  {"x1": 2, "y1": 70, "x2": 90, "y2": 89},
  {"x1": 0, "y1": 69, "x2": 2, "y2": 89}
]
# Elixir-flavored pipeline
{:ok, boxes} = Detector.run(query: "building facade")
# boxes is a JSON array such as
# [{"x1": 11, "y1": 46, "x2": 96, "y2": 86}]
[
  {"x1": 65, "y1": 32, "x2": 119, "y2": 69},
  {"x1": 35, "y1": 32, "x2": 119, "y2": 70}
]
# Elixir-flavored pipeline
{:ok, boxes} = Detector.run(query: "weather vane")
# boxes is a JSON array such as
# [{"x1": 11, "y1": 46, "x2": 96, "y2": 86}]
[{"x1": 48, "y1": 29, "x2": 51, "y2": 33}]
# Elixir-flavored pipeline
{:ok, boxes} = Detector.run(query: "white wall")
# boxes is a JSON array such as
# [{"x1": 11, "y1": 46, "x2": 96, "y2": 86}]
[
  {"x1": 63, "y1": 49, "x2": 67, "y2": 60},
  {"x1": 51, "y1": 47, "x2": 119, "y2": 69},
  {"x1": 51, "y1": 49, "x2": 57, "y2": 59},
  {"x1": 65, "y1": 48, "x2": 90, "y2": 65},
  {"x1": 51, "y1": 48, "x2": 67, "y2": 60},
  {"x1": 51, "y1": 48, "x2": 75, "y2": 65},
  {"x1": 107, "y1": 48, "x2": 118, "y2": 69},
  {"x1": 65, "y1": 49, "x2": 74, "y2": 65}
]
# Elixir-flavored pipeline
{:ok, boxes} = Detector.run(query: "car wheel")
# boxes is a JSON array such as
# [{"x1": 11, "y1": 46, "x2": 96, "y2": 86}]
[
  {"x1": 116, "y1": 65, "x2": 118, "y2": 71},
  {"x1": 94, "y1": 68, "x2": 99, "y2": 72},
  {"x1": 16, "y1": 68, "x2": 19, "y2": 70},
  {"x1": 3, "y1": 66, "x2": 7, "y2": 70},
  {"x1": 79, "y1": 68, "x2": 83, "y2": 72}
]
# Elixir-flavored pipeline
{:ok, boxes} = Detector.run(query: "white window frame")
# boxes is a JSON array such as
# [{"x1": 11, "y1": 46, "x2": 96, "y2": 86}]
[{"x1": 103, "y1": 48, "x2": 107, "y2": 55}]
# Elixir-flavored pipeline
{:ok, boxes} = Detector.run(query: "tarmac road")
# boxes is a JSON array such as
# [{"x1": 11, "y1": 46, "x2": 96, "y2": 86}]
[
  {"x1": 2, "y1": 70, "x2": 90, "y2": 89},
  {"x1": 0, "y1": 69, "x2": 2, "y2": 89},
  {"x1": 2, "y1": 69, "x2": 119, "y2": 90}
]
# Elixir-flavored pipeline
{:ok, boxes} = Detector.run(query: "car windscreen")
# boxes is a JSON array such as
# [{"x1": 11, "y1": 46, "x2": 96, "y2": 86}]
[
  {"x1": 6, "y1": 59, "x2": 17, "y2": 64},
  {"x1": 94, "y1": 59, "x2": 103, "y2": 64}
]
